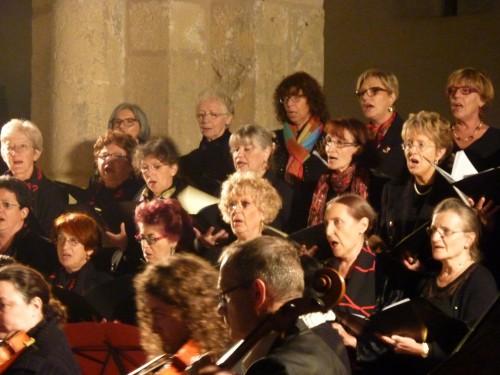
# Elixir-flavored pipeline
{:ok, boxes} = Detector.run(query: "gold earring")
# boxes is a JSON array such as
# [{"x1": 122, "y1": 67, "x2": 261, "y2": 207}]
[{"x1": 388, "y1": 106, "x2": 394, "y2": 113}]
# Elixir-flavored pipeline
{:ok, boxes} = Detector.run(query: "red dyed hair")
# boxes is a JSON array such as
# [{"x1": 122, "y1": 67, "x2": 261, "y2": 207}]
[{"x1": 54, "y1": 212, "x2": 101, "y2": 251}]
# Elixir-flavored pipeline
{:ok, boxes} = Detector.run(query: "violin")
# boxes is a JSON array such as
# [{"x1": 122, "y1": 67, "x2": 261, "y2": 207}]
[
  {"x1": 128, "y1": 340, "x2": 201, "y2": 375},
  {"x1": 0, "y1": 331, "x2": 36, "y2": 374}
]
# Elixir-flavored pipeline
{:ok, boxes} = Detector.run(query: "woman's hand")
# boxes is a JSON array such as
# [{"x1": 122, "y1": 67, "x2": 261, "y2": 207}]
[
  {"x1": 332, "y1": 322, "x2": 357, "y2": 348},
  {"x1": 380, "y1": 335, "x2": 428, "y2": 357},
  {"x1": 194, "y1": 226, "x2": 229, "y2": 247},
  {"x1": 402, "y1": 253, "x2": 422, "y2": 272},
  {"x1": 469, "y1": 196, "x2": 499, "y2": 230},
  {"x1": 104, "y1": 222, "x2": 128, "y2": 251}
]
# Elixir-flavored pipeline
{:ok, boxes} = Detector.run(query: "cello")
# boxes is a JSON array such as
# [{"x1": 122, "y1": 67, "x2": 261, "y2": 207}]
[
  {"x1": 128, "y1": 266, "x2": 345, "y2": 374},
  {"x1": 207, "y1": 266, "x2": 345, "y2": 371}
]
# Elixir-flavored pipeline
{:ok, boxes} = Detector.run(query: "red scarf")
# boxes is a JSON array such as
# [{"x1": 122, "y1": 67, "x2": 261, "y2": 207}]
[
  {"x1": 366, "y1": 112, "x2": 396, "y2": 147},
  {"x1": 308, "y1": 164, "x2": 369, "y2": 226}
]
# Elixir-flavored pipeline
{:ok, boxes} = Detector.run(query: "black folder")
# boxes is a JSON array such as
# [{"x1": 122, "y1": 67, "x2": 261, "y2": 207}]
[
  {"x1": 337, "y1": 298, "x2": 468, "y2": 353},
  {"x1": 451, "y1": 166, "x2": 500, "y2": 203}
]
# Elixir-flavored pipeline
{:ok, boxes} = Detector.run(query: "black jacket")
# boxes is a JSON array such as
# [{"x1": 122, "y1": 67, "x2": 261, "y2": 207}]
[
  {"x1": 7, "y1": 317, "x2": 81, "y2": 374},
  {"x1": 5, "y1": 225, "x2": 58, "y2": 277},
  {"x1": 179, "y1": 129, "x2": 235, "y2": 196},
  {"x1": 50, "y1": 260, "x2": 113, "y2": 297},
  {"x1": 246, "y1": 321, "x2": 350, "y2": 375},
  {"x1": 273, "y1": 129, "x2": 328, "y2": 231},
  {"x1": 368, "y1": 113, "x2": 407, "y2": 213},
  {"x1": 7, "y1": 167, "x2": 68, "y2": 236}
]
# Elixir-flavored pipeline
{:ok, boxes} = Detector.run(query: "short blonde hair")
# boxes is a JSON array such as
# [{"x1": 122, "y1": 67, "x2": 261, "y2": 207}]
[
  {"x1": 356, "y1": 68, "x2": 399, "y2": 100},
  {"x1": 219, "y1": 172, "x2": 282, "y2": 225},
  {"x1": 229, "y1": 124, "x2": 274, "y2": 152},
  {"x1": 1, "y1": 119, "x2": 44, "y2": 152},
  {"x1": 402, "y1": 111, "x2": 453, "y2": 158},
  {"x1": 446, "y1": 67, "x2": 495, "y2": 107}
]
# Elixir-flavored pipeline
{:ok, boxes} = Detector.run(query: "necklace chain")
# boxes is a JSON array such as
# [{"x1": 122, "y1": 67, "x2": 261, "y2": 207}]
[
  {"x1": 453, "y1": 121, "x2": 482, "y2": 142},
  {"x1": 413, "y1": 182, "x2": 432, "y2": 196}
]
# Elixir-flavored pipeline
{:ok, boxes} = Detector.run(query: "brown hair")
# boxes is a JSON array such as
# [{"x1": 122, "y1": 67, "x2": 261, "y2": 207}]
[
  {"x1": 54, "y1": 212, "x2": 101, "y2": 252},
  {"x1": 273, "y1": 71, "x2": 329, "y2": 124},
  {"x1": 133, "y1": 137, "x2": 180, "y2": 172},
  {"x1": 134, "y1": 254, "x2": 230, "y2": 356},
  {"x1": 0, "y1": 264, "x2": 66, "y2": 323},
  {"x1": 93, "y1": 130, "x2": 138, "y2": 161},
  {"x1": 326, "y1": 193, "x2": 377, "y2": 234},
  {"x1": 323, "y1": 118, "x2": 371, "y2": 167}
]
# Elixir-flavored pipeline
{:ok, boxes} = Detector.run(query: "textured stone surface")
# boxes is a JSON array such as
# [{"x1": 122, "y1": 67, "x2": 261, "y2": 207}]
[{"x1": 31, "y1": 0, "x2": 324, "y2": 184}]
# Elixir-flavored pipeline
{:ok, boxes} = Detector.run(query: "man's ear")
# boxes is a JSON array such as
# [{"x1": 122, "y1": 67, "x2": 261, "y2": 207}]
[{"x1": 253, "y1": 278, "x2": 268, "y2": 314}]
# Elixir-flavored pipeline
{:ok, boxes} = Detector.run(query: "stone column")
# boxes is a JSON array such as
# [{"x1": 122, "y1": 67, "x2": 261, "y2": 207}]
[{"x1": 32, "y1": 0, "x2": 324, "y2": 185}]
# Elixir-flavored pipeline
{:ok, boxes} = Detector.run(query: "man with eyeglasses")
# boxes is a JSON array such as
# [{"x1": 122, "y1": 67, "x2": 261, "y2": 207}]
[
  {"x1": 0, "y1": 176, "x2": 58, "y2": 276},
  {"x1": 203, "y1": 236, "x2": 350, "y2": 375}
]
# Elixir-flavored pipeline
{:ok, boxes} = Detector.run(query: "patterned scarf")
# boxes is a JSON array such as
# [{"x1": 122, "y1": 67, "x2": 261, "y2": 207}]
[
  {"x1": 308, "y1": 164, "x2": 369, "y2": 226},
  {"x1": 283, "y1": 116, "x2": 323, "y2": 181},
  {"x1": 366, "y1": 112, "x2": 396, "y2": 147}
]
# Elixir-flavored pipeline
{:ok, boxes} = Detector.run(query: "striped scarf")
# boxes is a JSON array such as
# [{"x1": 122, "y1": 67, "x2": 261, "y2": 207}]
[{"x1": 283, "y1": 116, "x2": 323, "y2": 181}]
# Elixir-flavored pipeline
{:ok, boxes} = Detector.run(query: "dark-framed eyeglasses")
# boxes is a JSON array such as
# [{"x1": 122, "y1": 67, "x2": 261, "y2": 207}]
[
  {"x1": 447, "y1": 86, "x2": 478, "y2": 96},
  {"x1": 355, "y1": 86, "x2": 388, "y2": 98},
  {"x1": 218, "y1": 281, "x2": 253, "y2": 307},
  {"x1": 279, "y1": 94, "x2": 306, "y2": 105},
  {"x1": 324, "y1": 136, "x2": 358, "y2": 149},
  {"x1": 135, "y1": 233, "x2": 167, "y2": 246},
  {"x1": 97, "y1": 152, "x2": 128, "y2": 161},
  {"x1": 112, "y1": 118, "x2": 139, "y2": 129}
]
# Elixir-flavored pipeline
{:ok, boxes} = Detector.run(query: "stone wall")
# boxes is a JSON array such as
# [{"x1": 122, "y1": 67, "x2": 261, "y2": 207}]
[{"x1": 32, "y1": 0, "x2": 324, "y2": 185}]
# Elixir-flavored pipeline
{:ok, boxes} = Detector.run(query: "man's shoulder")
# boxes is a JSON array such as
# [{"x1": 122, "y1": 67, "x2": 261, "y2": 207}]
[{"x1": 247, "y1": 324, "x2": 350, "y2": 375}]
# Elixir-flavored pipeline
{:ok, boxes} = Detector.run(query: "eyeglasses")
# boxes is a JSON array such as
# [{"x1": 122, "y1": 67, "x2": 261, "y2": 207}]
[
  {"x1": 447, "y1": 86, "x2": 478, "y2": 96},
  {"x1": 0, "y1": 201, "x2": 20, "y2": 210},
  {"x1": 2, "y1": 144, "x2": 33, "y2": 154},
  {"x1": 140, "y1": 163, "x2": 167, "y2": 173},
  {"x1": 401, "y1": 142, "x2": 435, "y2": 152},
  {"x1": 426, "y1": 225, "x2": 465, "y2": 239},
  {"x1": 97, "y1": 153, "x2": 128, "y2": 161},
  {"x1": 218, "y1": 281, "x2": 252, "y2": 306},
  {"x1": 355, "y1": 87, "x2": 388, "y2": 98},
  {"x1": 228, "y1": 199, "x2": 253, "y2": 212},
  {"x1": 56, "y1": 235, "x2": 81, "y2": 247},
  {"x1": 324, "y1": 136, "x2": 358, "y2": 149},
  {"x1": 279, "y1": 94, "x2": 306, "y2": 105},
  {"x1": 135, "y1": 234, "x2": 167, "y2": 246},
  {"x1": 196, "y1": 112, "x2": 228, "y2": 121},
  {"x1": 112, "y1": 118, "x2": 139, "y2": 129}
]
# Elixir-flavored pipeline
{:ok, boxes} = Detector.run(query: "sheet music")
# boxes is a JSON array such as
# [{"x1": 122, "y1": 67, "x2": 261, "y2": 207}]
[{"x1": 451, "y1": 151, "x2": 478, "y2": 181}]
